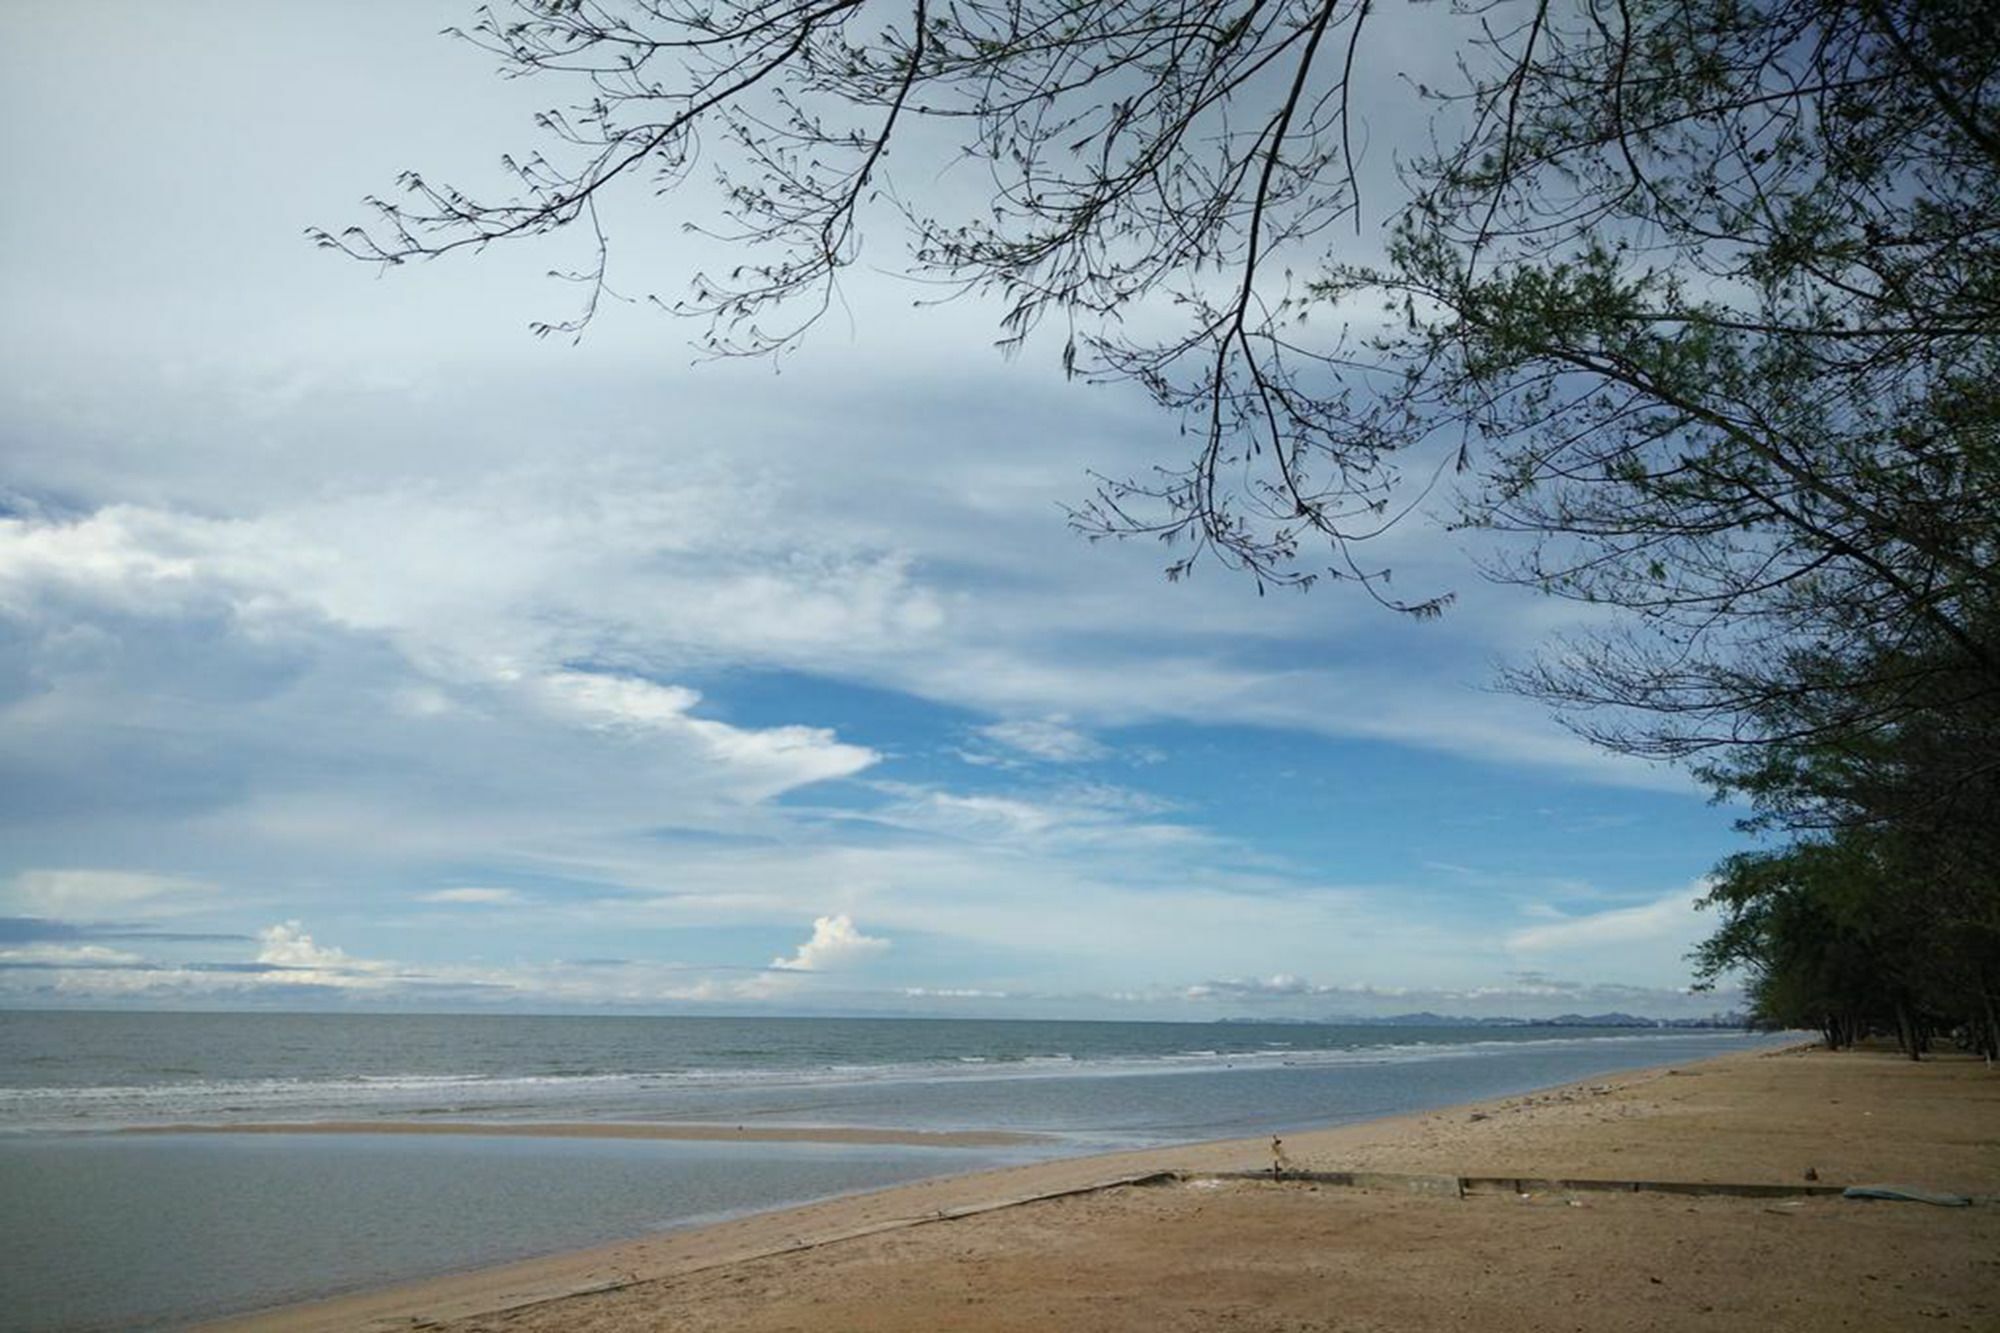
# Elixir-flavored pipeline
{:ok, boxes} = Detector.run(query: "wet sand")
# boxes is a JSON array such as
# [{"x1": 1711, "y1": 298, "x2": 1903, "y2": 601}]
[{"x1": 206, "y1": 1045, "x2": 2000, "y2": 1332}]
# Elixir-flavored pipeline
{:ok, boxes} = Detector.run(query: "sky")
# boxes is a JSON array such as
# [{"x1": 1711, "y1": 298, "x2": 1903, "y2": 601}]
[{"x1": 0, "y1": 1, "x2": 1753, "y2": 1020}]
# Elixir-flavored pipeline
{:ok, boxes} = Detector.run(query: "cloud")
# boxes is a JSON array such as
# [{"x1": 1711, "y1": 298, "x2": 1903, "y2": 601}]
[
  {"x1": 1185, "y1": 973, "x2": 1388, "y2": 1000},
  {"x1": 544, "y1": 672, "x2": 704, "y2": 728},
  {"x1": 856, "y1": 781, "x2": 1194, "y2": 853},
  {"x1": 0, "y1": 496, "x2": 892, "y2": 807},
  {"x1": 910, "y1": 792, "x2": 1067, "y2": 839},
  {"x1": 0, "y1": 508, "x2": 205, "y2": 613},
  {"x1": 0, "y1": 942, "x2": 144, "y2": 967},
  {"x1": 0, "y1": 461, "x2": 1673, "y2": 821},
  {"x1": 975, "y1": 716, "x2": 1109, "y2": 763},
  {"x1": 2, "y1": 870, "x2": 212, "y2": 918},
  {"x1": 1505, "y1": 886, "x2": 1708, "y2": 954},
  {"x1": 246, "y1": 921, "x2": 399, "y2": 990},
  {"x1": 255, "y1": 921, "x2": 357, "y2": 968},
  {"x1": 769, "y1": 914, "x2": 891, "y2": 972},
  {"x1": 1180, "y1": 968, "x2": 1736, "y2": 1018},
  {"x1": 419, "y1": 887, "x2": 523, "y2": 905},
  {"x1": 542, "y1": 669, "x2": 880, "y2": 799},
  {"x1": 0, "y1": 916, "x2": 249, "y2": 945}
]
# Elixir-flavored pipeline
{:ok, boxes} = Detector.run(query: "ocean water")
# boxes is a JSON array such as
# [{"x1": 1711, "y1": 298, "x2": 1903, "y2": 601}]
[{"x1": 0, "y1": 1012, "x2": 1786, "y2": 1330}]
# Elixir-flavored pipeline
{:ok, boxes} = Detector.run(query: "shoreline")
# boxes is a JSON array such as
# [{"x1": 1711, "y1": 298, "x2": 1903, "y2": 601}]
[{"x1": 206, "y1": 1041, "x2": 2000, "y2": 1333}]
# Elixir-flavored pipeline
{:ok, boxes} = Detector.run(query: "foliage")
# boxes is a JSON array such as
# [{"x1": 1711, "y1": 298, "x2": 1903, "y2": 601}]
[
  {"x1": 1690, "y1": 603, "x2": 2000, "y2": 1055},
  {"x1": 1337, "y1": 0, "x2": 2000, "y2": 762},
  {"x1": 1695, "y1": 817, "x2": 2000, "y2": 1057}
]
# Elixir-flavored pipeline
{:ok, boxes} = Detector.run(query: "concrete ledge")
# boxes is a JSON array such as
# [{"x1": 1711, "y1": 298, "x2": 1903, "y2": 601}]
[
  {"x1": 1193, "y1": 1169, "x2": 1859, "y2": 1201},
  {"x1": 1458, "y1": 1175, "x2": 1848, "y2": 1200},
  {"x1": 1200, "y1": 1169, "x2": 1466, "y2": 1198}
]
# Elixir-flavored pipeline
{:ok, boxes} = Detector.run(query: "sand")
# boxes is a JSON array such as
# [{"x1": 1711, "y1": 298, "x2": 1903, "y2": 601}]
[{"x1": 205, "y1": 1045, "x2": 1999, "y2": 1332}]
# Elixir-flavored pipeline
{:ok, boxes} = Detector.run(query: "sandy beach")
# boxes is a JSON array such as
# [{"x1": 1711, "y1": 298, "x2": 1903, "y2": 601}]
[{"x1": 205, "y1": 1044, "x2": 1998, "y2": 1332}]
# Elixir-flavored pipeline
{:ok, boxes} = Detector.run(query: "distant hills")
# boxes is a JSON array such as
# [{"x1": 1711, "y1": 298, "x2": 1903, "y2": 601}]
[
  {"x1": 1215, "y1": 1011, "x2": 1751, "y2": 1029},
  {"x1": 1525, "y1": 1011, "x2": 1751, "y2": 1029}
]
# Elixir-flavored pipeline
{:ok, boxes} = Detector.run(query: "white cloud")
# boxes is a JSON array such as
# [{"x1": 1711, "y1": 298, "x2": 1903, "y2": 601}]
[
  {"x1": 857, "y1": 781, "x2": 1196, "y2": 853},
  {"x1": 1185, "y1": 973, "x2": 1383, "y2": 1000},
  {"x1": 591, "y1": 837, "x2": 1434, "y2": 995},
  {"x1": 0, "y1": 508, "x2": 208, "y2": 614},
  {"x1": 0, "y1": 925, "x2": 800, "y2": 1008},
  {"x1": 544, "y1": 672, "x2": 705, "y2": 728},
  {"x1": 256, "y1": 920, "x2": 358, "y2": 969},
  {"x1": 419, "y1": 887, "x2": 522, "y2": 905},
  {"x1": 976, "y1": 716, "x2": 1108, "y2": 763},
  {"x1": 1179, "y1": 968, "x2": 1736, "y2": 1019},
  {"x1": 1505, "y1": 885, "x2": 1708, "y2": 954},
  {"x1": 0, "y1": 943, "x2": 144, "y2": 966},
  {"x1": 1, "y1": 472, "x2": 947, "y2": 690},
  {"x1": 542, "y1": 669, "x2": 879, "y2": 798},
  {"x1": 250, "y1": 921, "x2": 400, "y2": 990},
  {"x1": 0, "y1": 494, "x2": 892, "y2": 792},
  {"x1": 0, "y1": 469, "x2": 1672, "y2": 814},
  {"x1": 3, "y1": 870, "x2": 212, "y2": 918},
  {"x1": 770, "y1": 914, "x2": 891, "y2": 972},
  {"x1": 680, "y1": 717, "x2": 880, "y2": 794},
  {"x1": 915, "y1": 792, "x2": 1066, "y2": 839}
]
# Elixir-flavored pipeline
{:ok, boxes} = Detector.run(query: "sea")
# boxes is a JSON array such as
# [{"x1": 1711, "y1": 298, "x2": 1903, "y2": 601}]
[{"x1": 0, "y1": 1011, "x2": 1790, "y2": 1330}]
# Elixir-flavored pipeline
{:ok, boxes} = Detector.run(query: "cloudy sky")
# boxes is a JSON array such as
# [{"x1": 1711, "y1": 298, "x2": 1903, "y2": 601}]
[{"x1": 0, "y1": 1, "x2": 1749, "y2": 1019}]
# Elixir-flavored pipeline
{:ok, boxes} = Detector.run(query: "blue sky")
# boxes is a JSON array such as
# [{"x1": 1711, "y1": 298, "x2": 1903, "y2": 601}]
[{"x1": 0, "y1": 1, "x2": 1750, "y2": 1018}]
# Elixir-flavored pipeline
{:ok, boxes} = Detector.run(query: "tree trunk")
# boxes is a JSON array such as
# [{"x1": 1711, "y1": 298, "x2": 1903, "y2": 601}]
[{"x1": 1894, "y1": 1000, "x2": 1922, "y2": 1061}]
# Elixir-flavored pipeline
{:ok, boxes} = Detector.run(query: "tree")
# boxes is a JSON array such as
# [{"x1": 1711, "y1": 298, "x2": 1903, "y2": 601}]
[
  {"x1": 320, "y1": 0, "x2": 2000, "y2": 764},
  {"x1": 1695, "y1": 816, "x2": 2000, "y2": 1057},
  {"x1": 1347, "y1": 0, "x2": 2000, "y2": 763},
  {"x1": 1691, "y1": 616, "x2": 2000, "y2": 1053},
  {"x1": 1695, "y1": 838, "x2": 1890, "y2": 1050}
]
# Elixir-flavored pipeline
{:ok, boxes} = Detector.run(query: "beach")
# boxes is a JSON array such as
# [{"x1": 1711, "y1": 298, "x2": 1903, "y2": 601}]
[
  {"x1": 206, "y1": 1044, "x2": 1998, "y2": 1332},
  {"x1": 7, "y1": 1013, "x2": 1800, "y2": 1329}
]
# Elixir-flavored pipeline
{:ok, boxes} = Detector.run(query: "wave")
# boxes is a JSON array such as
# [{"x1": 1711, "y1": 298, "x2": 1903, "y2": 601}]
[{"x1": 0, "y1": 1030, "x2": 1756, "y2": 1136}]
